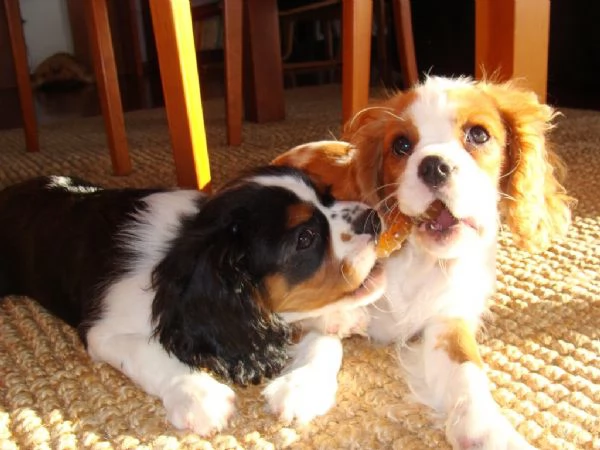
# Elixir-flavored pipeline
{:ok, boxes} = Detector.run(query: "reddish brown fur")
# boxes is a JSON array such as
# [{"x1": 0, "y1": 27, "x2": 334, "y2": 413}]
[
  {"x1": 265, "y1": 250, "x2": 365, "y2": 313},
  {"x1": 272, "y1": 142, "x2": 365, "y2": 201},
  {"x1": 342, "y1": 91, "x2": 420, "y2": 207},
  {"x1": 260, "y1": 185, "x2": 372, "y2": 313},
  {"x1": 435, "y1": 319, "x2": 483, "y2": 367},
  {"x1": 447, "y1": 89, "x2": 507, "y2": 183},
  {"x1": 286, "y1": 203, "x2": 315, "y2": 230},
  {"x1": 274, "y1": 79, "x2": 573, "y2": 253},
  {"x1": 478, "y1": 82, "x2": 574, "y2": 252}
]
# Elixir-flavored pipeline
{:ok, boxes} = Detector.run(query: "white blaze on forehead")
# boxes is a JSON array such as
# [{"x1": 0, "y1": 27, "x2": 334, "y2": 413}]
[
  {"x1": 408, "y1": 84, "x2": 455, "y2": 145},
  {"x1": 252, "y1": 172, "x2": 367, "y2": 229},
  {"x1": 408, "y1": 77, "x2": 475, "y2": 146},
  {"x1": 251, "y1": 174, "x2": 321, "y2": 207}
]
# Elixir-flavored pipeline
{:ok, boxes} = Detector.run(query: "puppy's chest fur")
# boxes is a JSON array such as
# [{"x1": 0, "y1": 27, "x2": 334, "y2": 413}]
[{"x1": 368, "y1": 241, "x2": 497, "y2": 344}]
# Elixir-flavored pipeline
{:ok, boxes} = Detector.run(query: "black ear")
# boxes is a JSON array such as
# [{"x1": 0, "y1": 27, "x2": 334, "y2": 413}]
[{"x1": 150, "y1": 205, "x2": 291, "y2": 385}]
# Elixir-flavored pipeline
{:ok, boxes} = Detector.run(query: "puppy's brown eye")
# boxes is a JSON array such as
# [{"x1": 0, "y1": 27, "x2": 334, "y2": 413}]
[
  {"x1": 391, "y1": 136, "x2": 413, "y2": 157},
  {"x1": 297, "y1": 228, "x2": 316, "y2": 250},
  {"x1": 466, "y1": 125, "x2": 490, "y2": 145}
]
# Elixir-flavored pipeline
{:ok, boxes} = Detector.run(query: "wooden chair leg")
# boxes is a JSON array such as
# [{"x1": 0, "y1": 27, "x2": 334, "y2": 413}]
[
  {"x1": 243, "y1": 0, "x2": 285, "y2": 123},
  {"x1": 128, "y1": 0, "x2": 145, "y2": 79},
  {"x1": 86, "y1": 0, "x2": 132, "y2": 176},
  {"x1": 374, "y1": 0, "x2": 390, "y2": 86},
  {"x1": 149, "y1": 0, "x2": 211, "y2": 191},
  {"x1": 222, "y1": 0, "x2": 243, "y2": 146},
  {"x1": 4, "y1": 0, "x2": 39, "y2": 152},
  {"x1": 475, "y1": 0, "x2": 550, "y2": 102},
  {"x1": 392, "y1": 0, "x2": 418, "y2": 87},
  {"x1": 341, "y1": 0, "x2": 373, "y2": 124}
]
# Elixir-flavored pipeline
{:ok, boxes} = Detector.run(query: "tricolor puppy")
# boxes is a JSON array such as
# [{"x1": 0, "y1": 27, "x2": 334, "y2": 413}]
[
  {"x1": 272, "y1": 77, "x2": 573, "y2": 449},
  {"x1": 0, "y1": 166, "x2": 386, "y2": 436}
]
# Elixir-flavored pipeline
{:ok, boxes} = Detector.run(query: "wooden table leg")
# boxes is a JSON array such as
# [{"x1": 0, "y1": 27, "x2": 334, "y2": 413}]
[
  {"x1": 223, "y1": 0, "x2": 243, "y2": 146},
  {"x1": 392, "y1": 0, "x2": 418, "y2": 88},
  {"x1": 4, "y1": 0, "x2": 39, "y2": 152},
  {"x1": 86, "y1": 0, "x2": 132, "y2": 175},
  {"x1": 342, "y1": 0, "x2": 373, "y2": 124},
  {"x1": 149, "y1": 0, "x2": 211, "y2": 191},
  {"x1": 243, "y1": 0, "x2": 285, "y2": 123},
  {"x1": 475, "y1": 0, "x2": 550, "y2": 102}
]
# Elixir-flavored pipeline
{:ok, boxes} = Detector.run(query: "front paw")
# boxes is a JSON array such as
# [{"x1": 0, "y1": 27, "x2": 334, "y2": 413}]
[
  {"x1": 162, "y1": 373, "x2": 235, "y2": 436},
  {"x1": 446, "y1": 397, "x2": 536, "y2": 450},
  {"x1": 263, "y1": 366, "x2": 337, "y2": 424}
]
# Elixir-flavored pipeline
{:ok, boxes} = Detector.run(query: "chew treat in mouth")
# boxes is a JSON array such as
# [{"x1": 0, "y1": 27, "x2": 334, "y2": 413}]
[
  {"x1": 375, "y1": 200, "x2": 446, "y2": 258},
  {"x1": 423, "y1": 199, "x2": 446, "y2": 220},
  {"x1": 415, "y1": 199, "x2": 450, "y2": 232},
  {"x1": 376, "y1": 211, "x2": 413, "y2": 258}
]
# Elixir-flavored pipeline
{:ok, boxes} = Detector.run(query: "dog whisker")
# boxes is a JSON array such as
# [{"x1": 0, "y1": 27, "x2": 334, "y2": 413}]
[
  {"x1": 498, "y1": 149, "x2": 523, "y2": 182},
  {"x1": 347, "y1": 106, "x2": 396, "y2": 131}
]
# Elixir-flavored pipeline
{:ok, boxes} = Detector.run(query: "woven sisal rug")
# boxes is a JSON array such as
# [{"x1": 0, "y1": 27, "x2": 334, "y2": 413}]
[{"x1": 0, "y1": 86, "x2": 598, "y2": 449}]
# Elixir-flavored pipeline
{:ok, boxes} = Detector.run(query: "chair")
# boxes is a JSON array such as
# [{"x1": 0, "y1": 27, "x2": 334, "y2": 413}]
[
  {"x1": 190, "y1": 0, "x2": 242, "y2": 146},
  {"x1": 255, "y1": 0, "x2": 550, "y2": 124},
  {"x1": 475, "y1": 0, "x2": 550, "y2": 102},
  {"x1": 341, "y1": 0, "x2": 418, "y2": 122},
  {"x1": 343, "y1": 0, "x2": 551, "y2": 122},
  {"x1": 4, "y1": 0, "x2": 38, "y2": 153},
  {"x1": 277, "y1": 0, "x2": 418, "y2": 93},
  {"x1": 5, "y1": 0, "x2": 211, "y2": 191},
  {"x1": 278, "y1": 0, "x2": 342, "y2": 87}
]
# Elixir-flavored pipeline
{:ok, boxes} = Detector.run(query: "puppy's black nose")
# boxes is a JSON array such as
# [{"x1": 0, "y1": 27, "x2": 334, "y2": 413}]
[
  {"x1": 418, "y1": 155, "x2": 452, "y2": 188},
  {"x1": 352, "y1": 209, "x2": 382, "y2": 238}
]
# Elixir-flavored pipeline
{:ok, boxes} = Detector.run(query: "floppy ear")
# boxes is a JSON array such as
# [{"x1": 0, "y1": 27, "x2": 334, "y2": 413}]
[
  {"x1": 150, "y1": 203, "x2": 291, "y2": 385},
  {"x1": 481, "y1": 82, "x2": 574, "y2": 252},
  {"x1": 273, "y1": 141, "x2": 367, "y2": 201},
  {"x1": 339, "y1": 103, "x2": 395, "y2": 206},
  {"x1": 341, "y1": 98, "x2": 394, "y2": 145},
  {"x1": 272, "y1": 96, "x2": 402, "y2": 206}
]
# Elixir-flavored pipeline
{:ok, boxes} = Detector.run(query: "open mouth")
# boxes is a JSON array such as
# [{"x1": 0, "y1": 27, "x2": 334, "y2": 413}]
[{"x1": 415, "y1": 201, "x2": 478, "y2": 236}]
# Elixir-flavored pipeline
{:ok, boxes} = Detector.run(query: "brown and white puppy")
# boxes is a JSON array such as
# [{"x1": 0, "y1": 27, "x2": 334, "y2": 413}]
[{"x1": 269, "y1": 77, "x2": 573, "y2": 449}]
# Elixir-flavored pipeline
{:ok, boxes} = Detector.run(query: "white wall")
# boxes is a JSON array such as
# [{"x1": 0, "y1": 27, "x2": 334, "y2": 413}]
[{"x1": 19, "y1": 0, "x2": 74, "y2": 69}]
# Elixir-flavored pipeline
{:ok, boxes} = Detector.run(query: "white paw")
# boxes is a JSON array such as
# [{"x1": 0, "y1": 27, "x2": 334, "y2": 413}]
[
  {"x1": 446, "y1": 397, "x2": 536, "y2": 450},
  {"x1": 162, "y1": 373, "x2": 235, "y2": 436},
  {"x1": 263, "y1": 366, "x2": 337, "y2": 424}
]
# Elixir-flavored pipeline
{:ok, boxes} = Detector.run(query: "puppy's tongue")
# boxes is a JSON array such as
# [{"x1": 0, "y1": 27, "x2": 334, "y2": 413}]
[
  {"x1": 421, "y1": 202, "x2": 458, "y2": 232},
  {"x1": 435, "y1": 208, "x2": 457, "y2": 229}
]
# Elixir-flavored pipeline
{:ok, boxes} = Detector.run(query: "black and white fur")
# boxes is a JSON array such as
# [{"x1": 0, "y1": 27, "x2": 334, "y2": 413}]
[{"x1": 0, "y1": 167, "x2": 385, "y2": 435}]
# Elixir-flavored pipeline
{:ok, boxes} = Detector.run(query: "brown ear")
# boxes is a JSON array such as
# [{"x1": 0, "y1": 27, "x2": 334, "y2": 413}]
[
  {"x1": 272, "y1": 94, "x2": 405, "y2": 206},
  {"x1": 272, "y1": 141, "x2": 372, "y2": 203},
  {"x1": 481, "y1": 82, "x2": 574, "y2": 252},
  {"x1": 341, "y1": 99, "x2": 396, "y2": 163},
  {"x1": 341, "y1": 93, "x2": 418, "y2": 207}
]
